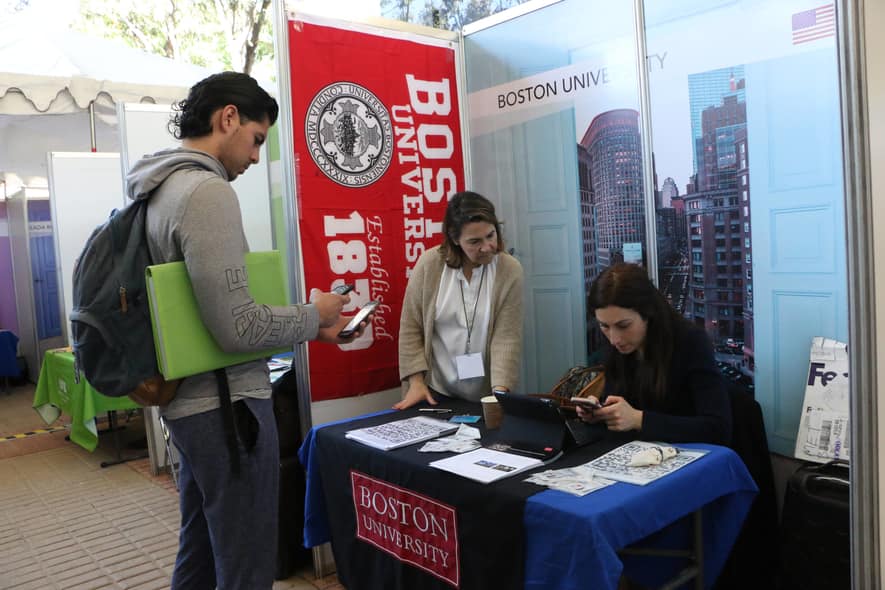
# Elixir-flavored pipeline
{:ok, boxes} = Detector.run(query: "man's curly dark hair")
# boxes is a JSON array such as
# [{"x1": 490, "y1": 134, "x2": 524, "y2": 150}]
[{"x1": 169, "y1": 71, "x2": 278, "y2": 140}]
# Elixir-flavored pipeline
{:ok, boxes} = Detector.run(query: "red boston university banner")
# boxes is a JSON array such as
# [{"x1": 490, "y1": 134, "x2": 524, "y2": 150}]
[{"x1": 288, "y1": 20, "x2": 465, "y2": 401}]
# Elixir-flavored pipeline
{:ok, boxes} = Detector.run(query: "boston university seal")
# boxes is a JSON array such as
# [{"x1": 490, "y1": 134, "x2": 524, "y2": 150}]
[{"x1": 305, "y1": 82, "x2": 394, "y2": 187}]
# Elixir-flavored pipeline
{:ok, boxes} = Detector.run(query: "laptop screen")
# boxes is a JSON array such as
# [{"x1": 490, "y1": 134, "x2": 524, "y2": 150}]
[
  {"x1": 493, "y1": 391, "x2": 605, "y2": 454},
  {"x1": 492, "y1": 392, "x2": 567, "y2": 459}
]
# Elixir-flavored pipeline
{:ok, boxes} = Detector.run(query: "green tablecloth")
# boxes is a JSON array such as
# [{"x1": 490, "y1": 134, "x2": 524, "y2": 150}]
[{"x1": 33, "y1": 350, "x2": 140, "y2": 451}]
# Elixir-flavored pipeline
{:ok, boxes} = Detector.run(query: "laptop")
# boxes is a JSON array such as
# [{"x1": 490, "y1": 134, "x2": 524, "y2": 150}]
[{"x1": 492, "y1": 391, "x2": 606, "y2": 460}]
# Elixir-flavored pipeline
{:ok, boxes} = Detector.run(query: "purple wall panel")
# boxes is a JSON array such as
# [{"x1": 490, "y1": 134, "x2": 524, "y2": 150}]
[{"x1": 0, "y1": 202, "x2": 18, "y2": 334}]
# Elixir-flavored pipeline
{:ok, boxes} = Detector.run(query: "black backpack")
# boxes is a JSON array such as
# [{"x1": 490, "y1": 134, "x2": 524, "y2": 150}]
[
  {"x1": 71, "y1": 196, "x2": 248, "y2": 473},
  {"x1": 70, "y1": 200, "x2": 159, "y2": 397}
]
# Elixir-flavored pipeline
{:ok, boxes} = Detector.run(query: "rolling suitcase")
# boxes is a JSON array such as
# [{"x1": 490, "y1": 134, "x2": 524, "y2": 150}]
[{"x1": 780, "y1": 460, "x2": 850, "y2": 590}]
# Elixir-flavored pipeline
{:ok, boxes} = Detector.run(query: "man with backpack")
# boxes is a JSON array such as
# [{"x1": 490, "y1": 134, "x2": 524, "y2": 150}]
[{"x1": 124, "y1": 72, "x2": 361, "y2": 590}]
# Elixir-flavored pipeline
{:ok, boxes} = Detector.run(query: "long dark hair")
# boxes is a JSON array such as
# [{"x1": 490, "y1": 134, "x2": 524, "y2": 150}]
[
  {"x1": 170, "y1": 72, "x2": 279, "y2": 139},
  {"x1": 587, "y1": 262, "x2": 687, "y2": 407},
  {"x1": 439, "y1": 191, "x2": 505, "y2": 268}
]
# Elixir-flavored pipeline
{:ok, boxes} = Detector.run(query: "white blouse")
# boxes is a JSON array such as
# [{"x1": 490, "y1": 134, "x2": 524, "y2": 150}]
[{"x1": 428, "y1": 255, "x2": 498, "y2": 400}]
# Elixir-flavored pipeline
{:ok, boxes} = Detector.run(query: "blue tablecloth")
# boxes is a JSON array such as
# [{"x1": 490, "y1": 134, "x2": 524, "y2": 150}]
[
  {"x1": 523, "y1": 443, "x2": 757, "y2": 590},
  {"x1": 299, "y1": 408, "x2": 394, "y2": 547},
  {"x1": 0, "y1": 330, "x2": 20, "y2": 377},
  {"x1": 300, "y1": 413, "x2": 757, "y2": 590}
]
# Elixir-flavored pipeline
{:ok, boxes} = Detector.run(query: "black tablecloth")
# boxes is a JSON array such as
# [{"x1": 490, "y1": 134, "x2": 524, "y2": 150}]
[{"x1": 314, "y1": 399, "x2": 626, "y2": 590}]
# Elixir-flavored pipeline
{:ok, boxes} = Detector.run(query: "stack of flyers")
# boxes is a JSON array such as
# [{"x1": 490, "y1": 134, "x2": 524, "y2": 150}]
[
  {"x1": 419, "y1": 424, "x2": 482, "y2": 453},
  {"x1": 524, "y1": 465, "x2": 616, "y2": 497}
]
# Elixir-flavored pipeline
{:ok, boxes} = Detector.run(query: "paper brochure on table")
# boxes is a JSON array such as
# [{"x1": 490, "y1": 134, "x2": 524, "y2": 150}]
[
  {"x1": 525, "y1": 465, "x2": 617, "y2": 496},
  {"x1": 584, "y1": 441, "x2": 706, "y2": 485},
  {"x1": 795, "y1": 337, "x2": 850, "y2": 463},
  {"x1": 429, "y1": 447, "x2": 545, "y2": 484},
  {"x1": 345, "y1": 417, "x2": 459, "y2": 451},
  {"x1": 268, "y1": 354, "x2": 293, "y2": 384},
  {"x1": 418, "y1": 424, "x2": 482, "y2": 453}
]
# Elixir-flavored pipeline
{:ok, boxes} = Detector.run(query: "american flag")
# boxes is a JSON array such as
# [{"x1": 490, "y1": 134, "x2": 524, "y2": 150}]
[{"x1": 792, "y1": 4, "x2": 836, "y2": 45}]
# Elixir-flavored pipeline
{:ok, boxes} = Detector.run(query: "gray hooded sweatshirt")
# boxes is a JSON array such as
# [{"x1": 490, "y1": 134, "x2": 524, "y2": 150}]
[{"x1": 126, "y1": 147, "x2": 319, "y2": 420}]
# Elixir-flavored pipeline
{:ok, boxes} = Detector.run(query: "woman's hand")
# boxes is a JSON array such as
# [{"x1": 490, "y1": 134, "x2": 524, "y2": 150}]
[
  {"x1": 394, "y1": 376, "x2": 436, "y2": 410},
  {"x1": 577, "y1": 395, "x2": 643, "y2": 432}
]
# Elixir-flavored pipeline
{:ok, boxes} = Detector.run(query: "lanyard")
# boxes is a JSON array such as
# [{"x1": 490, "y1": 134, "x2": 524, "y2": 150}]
[{"x1": 459, "y1": 264, "x2": 486, "y2": 355}]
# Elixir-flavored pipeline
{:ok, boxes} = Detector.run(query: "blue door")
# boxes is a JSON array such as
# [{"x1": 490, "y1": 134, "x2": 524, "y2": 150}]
[
  {"x1": 747, "y1": 49, "x2": 848, "y2": 456},
  {"x1": 29, "y1": 228, "x2": 61, "y2": 340}
]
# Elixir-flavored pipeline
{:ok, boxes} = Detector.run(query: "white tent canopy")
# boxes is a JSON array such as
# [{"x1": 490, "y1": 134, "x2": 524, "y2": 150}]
[
  {"x1": 0, "y1": 11, "x2": 220, "y2": 187},
  {"x1": 0, "y1": 10, "x2": 214, "y2": 114}
]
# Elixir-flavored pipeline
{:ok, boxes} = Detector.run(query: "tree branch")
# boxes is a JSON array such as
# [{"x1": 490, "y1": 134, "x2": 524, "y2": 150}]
[{"x1": 243, "y1": 0, "x2": 270, "y2": 75}]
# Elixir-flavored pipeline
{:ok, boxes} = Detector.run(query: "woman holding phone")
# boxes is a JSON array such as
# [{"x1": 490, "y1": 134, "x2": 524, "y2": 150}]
[
  {"x1": 396, "y1": 191, "x2": 524, "y2": 410},
  {"x1": 576, "y1": 262, "x2": 732, "y2": 445}
]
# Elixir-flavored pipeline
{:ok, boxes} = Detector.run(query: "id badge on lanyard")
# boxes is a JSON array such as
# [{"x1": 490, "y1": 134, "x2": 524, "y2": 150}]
[{"x1": 456, "y1": 352, "x2": 485, "y2": 380}]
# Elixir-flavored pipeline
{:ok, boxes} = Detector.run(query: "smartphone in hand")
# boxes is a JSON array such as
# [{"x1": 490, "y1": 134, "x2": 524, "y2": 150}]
[
  {"x1": 338, "y1": 300, "x2": 380, "y2": 338},
  {"x1": 333, "y1": 283, "x2": 355, "y2": 295},
  {"x1": 570, "y1": 396, "x2": 602, "y2": 410}
]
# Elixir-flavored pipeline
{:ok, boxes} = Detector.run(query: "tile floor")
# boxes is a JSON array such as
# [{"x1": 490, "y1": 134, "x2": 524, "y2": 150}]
[{"x1": 0, "y1": 382, "x2": 343, "y2": 590}]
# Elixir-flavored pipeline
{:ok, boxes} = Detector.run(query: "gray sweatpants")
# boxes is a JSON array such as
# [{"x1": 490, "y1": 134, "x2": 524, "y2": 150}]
[{"x1": 166, "y1": 397, "x2": 279, "y2": 590}]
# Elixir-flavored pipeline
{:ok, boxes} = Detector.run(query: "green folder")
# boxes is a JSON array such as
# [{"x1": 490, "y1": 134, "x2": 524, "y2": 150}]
[{"x1": 146, "y1": 251, "x2": 290, "y2": 380}]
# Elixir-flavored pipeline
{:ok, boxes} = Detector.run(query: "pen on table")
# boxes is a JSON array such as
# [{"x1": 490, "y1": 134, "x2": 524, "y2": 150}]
[{"x1": 418, "y1": 408, "x2": 452, "y2": 414}]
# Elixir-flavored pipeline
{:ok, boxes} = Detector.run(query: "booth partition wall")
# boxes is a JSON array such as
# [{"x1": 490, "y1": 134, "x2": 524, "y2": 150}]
[
  {"x1": 464, "y1": 0, "x2": 644, "y2": 394},
  {"x1": 462, "y1": 0, "x2": 865, "y2": 582},
  {"x1": 463, "y1": 0, "x2": 848, "y2": 460}
]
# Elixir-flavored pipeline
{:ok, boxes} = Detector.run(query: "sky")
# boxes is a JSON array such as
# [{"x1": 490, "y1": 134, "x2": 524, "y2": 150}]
[
  {"x1": 288, "y1": 0, "x2": 380, "y2": 17},
  {"x1": 4, "y1": 0, "x2": 79, "y2": 27},
  {"x1": 4, "y1": 0, "x2": 382, "y2": 83},
  {"x1": 5, "y1": 0, "x2": 382, "y2": 26}
]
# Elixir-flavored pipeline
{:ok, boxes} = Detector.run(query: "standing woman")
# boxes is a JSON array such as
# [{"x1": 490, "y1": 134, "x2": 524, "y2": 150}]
[
  {"x1": 576, "y1": 262, "x2": 732, "y2": 445},
  {"x1": 396, "y1": 191, "x2": 524, "y2": 410}
]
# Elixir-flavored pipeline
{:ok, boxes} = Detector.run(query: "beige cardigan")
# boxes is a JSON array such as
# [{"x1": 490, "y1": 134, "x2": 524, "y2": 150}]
[{"x1": 398, "y1": 245, "x2": 524, "y2": 398}]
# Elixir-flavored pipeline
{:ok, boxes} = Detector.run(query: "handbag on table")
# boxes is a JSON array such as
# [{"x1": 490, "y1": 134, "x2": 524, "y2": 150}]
[{"x1": 533, "y1": 365, "x2": 605, "y2": 416}]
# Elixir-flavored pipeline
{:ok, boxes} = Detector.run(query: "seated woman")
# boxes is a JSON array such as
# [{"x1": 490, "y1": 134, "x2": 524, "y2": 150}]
[
  {"x1": 576, "y1": 262, "x2": 732, "y2": 445},
  {"x1": 395, "y1": 191, "x2": 524, "y2": 410}
]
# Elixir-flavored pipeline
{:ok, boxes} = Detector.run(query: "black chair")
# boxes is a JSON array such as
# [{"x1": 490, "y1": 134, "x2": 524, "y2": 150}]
[
  {"x1": 273, "y1": 368, "x2": 304, "y2": 457},
  {"x1": 272, "y1": 369, "x2": 311, "y2": 580},
  {"x1": 0, "y1": 330, "x2": 23, "y2": 393},
  {"x1": 713, "y1": 384, "x2": 780, "y2": 590}
]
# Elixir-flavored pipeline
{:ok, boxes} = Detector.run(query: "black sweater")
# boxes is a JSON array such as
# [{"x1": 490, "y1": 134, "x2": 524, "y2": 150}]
[{"x1": 602, "y1": 325, "x2": 732, "y2": 445}]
